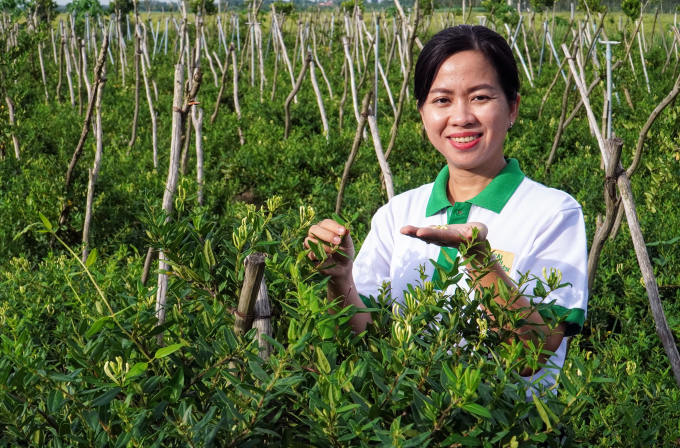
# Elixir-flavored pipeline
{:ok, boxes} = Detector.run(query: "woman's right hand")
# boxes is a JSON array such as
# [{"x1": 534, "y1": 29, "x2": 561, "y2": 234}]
[{"x1": 305, "y1": 219, "x2": 355, "y2": 278}]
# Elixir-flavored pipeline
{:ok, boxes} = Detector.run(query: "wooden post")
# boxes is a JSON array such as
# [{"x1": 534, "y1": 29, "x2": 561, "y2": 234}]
[
  {"x1": 253, "y1": 279, "x2": 272, "y2": 360},
  {"x1": 82, "y1": 62, "x2": 107, "y2": 263},
  {"x1": 284, "y1": 50, "x2": 311, "y2": 139},
  {"x1": 336, "y1": 92, "x2": 371, "y2": 215},
  {"x1": 234, "y1": 253, "x2": 266, "y2": 336},
  {"x1": 546, "y1": 70, "x2": 573, "y2": 167},
  {"x1": 564, "y1": 44, "x2": 680, "y2": 389},
  {"x1": 587, "y1": 137, "x2": 623, "y2": 293},
  {"x1": 156, "y1": 58, "x2": 186, "y2": 343},
  {"x1": 210, "y1": 43, "x2": 233, "y2": 124}
]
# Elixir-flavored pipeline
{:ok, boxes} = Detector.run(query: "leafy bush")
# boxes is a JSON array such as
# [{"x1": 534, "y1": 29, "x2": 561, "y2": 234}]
[
  {"x1": 273, "y1": 0, "x2": 294, "y2": 16},
  {"x1": 481, "y1": 0, "x2": 519, "y2": 27},
  {"x1": 190, "y1": 0, "x2": 217, "y2": 16},
  {"x1": 529, "y1": 0, "x2": 555, "y2": 13},
  {"x1": 341, "y1": 0, "x2": 364, "y2": 14},
  {"x1": 621, "y1": 0, "x2": 640, "y2": 20},
  {"x1": 0, "y1": 197, "x2": 608, "y2": 446},
  {"x1": 577, "y1": 0, "x2": 604, "y2": 14}
]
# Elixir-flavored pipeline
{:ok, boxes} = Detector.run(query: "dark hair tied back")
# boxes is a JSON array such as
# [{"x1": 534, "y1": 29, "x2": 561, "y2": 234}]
[{"x1": 414, "y1": 25, "x2": 520, "y2": 109}]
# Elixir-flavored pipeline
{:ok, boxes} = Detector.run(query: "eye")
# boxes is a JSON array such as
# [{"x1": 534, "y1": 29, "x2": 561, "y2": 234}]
[
  {"x1": 472, "y1": 95, "x2": 491, "y2": 102},
  {"x1": 432, "y1": 97, "x2": 450, "y2": 105}
]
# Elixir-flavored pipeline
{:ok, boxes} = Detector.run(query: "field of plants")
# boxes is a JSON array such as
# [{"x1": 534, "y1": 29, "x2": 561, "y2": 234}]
[{"x1": 1, "y1": 0, "x2": 680, "y2": 445}]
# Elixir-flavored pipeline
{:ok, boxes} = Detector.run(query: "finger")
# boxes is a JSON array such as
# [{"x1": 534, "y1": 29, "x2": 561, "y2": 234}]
[
  {"x1": 308, "y1": 225, "x2": 343, "y2": 245},
  {"x1": 400, "y1": 225, "x2": 420, "y2": 236},
  {"x1": 318, "y1": 219, "x2": 348, "y2": 236}
]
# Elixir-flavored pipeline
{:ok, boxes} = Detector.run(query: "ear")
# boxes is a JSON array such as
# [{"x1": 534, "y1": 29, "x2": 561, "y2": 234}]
[{"x1": 509, "y1": 94, "x2": 521, "y2": 123}]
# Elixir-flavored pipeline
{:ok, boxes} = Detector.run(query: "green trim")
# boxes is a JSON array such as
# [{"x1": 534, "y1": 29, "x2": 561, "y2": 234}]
[
  {"x1": 425, "y1": 158, "x2": 526, "y2": 217},
  {"x1": 538, "y1": 305, "x2": 586, "y2": 337}
]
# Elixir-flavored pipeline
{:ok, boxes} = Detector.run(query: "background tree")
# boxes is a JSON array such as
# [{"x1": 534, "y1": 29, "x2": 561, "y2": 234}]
[
  {"x1": 578, "y1": 0, "x2": 605, "y2": 13},
  {"x1": 190, "y1": 0, "x2": 217, "y2": 16},
  {"x1": 529, "y1": 0, "x2": 555, "y2": 13},
  {"x1": 109, "y1": 0, "x2": 132, "y2": 16},
  {"x1": 622, "y1": 0, "x2": 641, "y2": 19}
]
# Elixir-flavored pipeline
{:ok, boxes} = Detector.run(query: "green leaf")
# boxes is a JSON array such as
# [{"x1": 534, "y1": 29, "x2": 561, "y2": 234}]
[
  {"x1": 92, "y1": 387, "x2": 122, "y2": 407},
  {"x1": 86, "y1": 317, "x2": 112, "y2": 338},
  {"x1": 336, "y1": 403, "x2": 360, "y2": 413},
  {"x1": 315, "y1": 348, "x2": 331, "y2": 375},
  {"x1": 85, "y1": 248, "x2": 98, "y2": 267},
  {"x1": 462, "y1": 403, "x2": 491, "y2": 419},
  {"x1": 126, "y1": 362, "x2": 148, "y2": 380},
  {"x1": 204, "y1": 239, "x2": 216, "y2": 266},
  {"x1": 39, "y1": 212, "x2": 52, "y2": 231},
  {"x1": 531, "y1": 392, "x2": 552, "y2": 430},
  {"x1": 169, "y1": 367, "x2": 184, "y2": 404},
  {"x1": 154, "y1": 342, "x2": 189, "y2": 359},
  {"x1": 50, "y1": 374, "x2": 81, "y2": 383}
]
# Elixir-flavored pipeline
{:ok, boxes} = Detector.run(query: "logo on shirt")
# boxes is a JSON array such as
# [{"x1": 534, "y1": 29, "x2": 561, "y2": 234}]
[{"x1": 492, "y1": 249, "x2": 515, "y2": 274}]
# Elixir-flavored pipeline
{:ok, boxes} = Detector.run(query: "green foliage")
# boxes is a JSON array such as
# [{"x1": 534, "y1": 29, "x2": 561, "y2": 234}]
[
  {"x1": 108, "y1": 0, "x2": 132, "y2": 15},
  {"x1": 421, "y1": 0, "x2": 437, "y2": 17},
  {"x1": 66, "y1": 0, "x2": 103, "y2": 16},
  {"x1": 622, "y1": 0, "x2": 641, "y2": 20},
  {"x1": 1, "y1": 9, "x2": 680, "y2": 447},
  {"x1": 0, "y1": 197, "x2": 605, "y2": 445},
  {"x1": 273, "y1": 0, "x2": 294, "y2": 16},
  {"x1": 577, "y1": 0, "x2": 604, "y2": 13},
  {"x1": 189, "y1": 0, "x2": 217, "y2": 16},
  {"x1": 481, "y1": 0, "x2": 519, "y2": 27},
  {"x1": 341, "y1": 0, "x2": 363, "y2": 14},
  {"x1": 529, "y1": 0, "x2": 554, "y2": 13}
]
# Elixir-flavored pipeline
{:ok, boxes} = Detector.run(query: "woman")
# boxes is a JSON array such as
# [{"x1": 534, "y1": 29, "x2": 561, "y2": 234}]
[{"x1": 306, "y1": 25, "x2": 587, "y2": 391}]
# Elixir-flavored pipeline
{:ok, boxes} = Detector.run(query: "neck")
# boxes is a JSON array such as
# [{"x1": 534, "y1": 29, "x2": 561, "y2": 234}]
[{"x1": 446, "y1": 156, "x2": 507, "y2": 204}]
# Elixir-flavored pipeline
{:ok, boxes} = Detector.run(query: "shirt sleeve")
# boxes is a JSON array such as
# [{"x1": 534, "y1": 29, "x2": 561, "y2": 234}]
[
  {"x1": 352, "y1": 205, "x2": 394, "y2": 302},
  {"x1": 514, "y1": 207, "x2": 588, "y2": 337}
]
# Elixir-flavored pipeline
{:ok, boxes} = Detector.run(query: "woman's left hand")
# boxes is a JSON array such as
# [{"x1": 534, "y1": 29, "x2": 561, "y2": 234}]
[{"x1": 400, "y1": 222, "x2": 488, "y2": 252}]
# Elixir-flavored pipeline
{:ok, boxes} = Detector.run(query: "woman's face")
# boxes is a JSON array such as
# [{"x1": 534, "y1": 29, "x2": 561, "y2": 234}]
[{"x1": 419, "y1": 51, "x2": 519, "y2": 172}]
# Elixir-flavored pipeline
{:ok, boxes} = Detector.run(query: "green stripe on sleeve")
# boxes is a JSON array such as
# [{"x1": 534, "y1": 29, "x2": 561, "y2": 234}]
[{"x1": 538, "y1": 305, "x2": 586, "y2": 337}]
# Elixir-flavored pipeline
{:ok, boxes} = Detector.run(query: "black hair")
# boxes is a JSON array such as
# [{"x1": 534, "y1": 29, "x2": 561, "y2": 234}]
[{"x1": 414, "y1": 25, "x2": 520, "y2": 109}]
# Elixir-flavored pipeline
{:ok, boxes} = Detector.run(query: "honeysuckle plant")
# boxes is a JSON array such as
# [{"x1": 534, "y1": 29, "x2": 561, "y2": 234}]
[{"x1": 0, "y1": 197, "x2": 609, "y2": 447}]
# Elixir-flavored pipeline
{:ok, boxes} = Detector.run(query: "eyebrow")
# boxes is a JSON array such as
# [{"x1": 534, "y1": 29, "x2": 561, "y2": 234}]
[{"x1": 429, "y1": 84, "x2": 498, "y2": 95}]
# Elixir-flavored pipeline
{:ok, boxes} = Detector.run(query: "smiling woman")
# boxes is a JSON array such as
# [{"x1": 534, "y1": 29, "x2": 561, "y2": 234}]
[{"x1": 306, "y1": 25, "x2": 588, "y2": 396}]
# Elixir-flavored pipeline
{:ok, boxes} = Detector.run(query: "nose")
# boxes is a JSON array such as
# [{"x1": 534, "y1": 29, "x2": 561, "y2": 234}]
[{"x1": 446, "y1": 98, "x2": 477, "y2": 128}]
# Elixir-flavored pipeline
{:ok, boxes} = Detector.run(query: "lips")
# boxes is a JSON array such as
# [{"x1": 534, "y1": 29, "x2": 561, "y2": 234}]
[{"x1": 447, "y1": 133, "x2": 482, "y2": 150}]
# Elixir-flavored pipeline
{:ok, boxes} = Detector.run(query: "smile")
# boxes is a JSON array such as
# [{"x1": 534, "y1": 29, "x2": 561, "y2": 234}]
[
  {"x1": 447, "y1": 133, "x2": 482, "y2": 150},
  {"x1": 449, "y1": 134, "x2": 482, "y2": 143}
]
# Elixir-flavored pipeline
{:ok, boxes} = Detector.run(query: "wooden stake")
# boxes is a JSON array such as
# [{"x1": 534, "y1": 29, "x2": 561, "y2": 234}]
[
  {"x1": 82, "y1": 62, "x2": 107, "y2": 263},
  {"x1": 284, "y1": 50, "x2": 311, "y2": 139},
  {"x1": 234, "y1": 253, "x2": 266, "y2": 336},
  {"x1": 336, "y1": 92, "x2": 371, "y2": 215}
]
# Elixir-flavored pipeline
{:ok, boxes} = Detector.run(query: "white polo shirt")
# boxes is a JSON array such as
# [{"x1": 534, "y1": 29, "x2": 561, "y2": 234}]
[{"x1": 353, "y1": 158, "x2": 588, "y2": 393}]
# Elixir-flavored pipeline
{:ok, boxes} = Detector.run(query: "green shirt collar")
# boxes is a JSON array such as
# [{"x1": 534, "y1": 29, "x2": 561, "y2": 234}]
[{"x1": 425, "y1": 158, "x2": 525, "y2": 217}]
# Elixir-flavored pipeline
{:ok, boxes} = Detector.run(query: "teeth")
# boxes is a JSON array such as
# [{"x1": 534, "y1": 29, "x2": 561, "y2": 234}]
[{"x1": 450, "y1": 135, "x2": 480, "y2": 143}]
